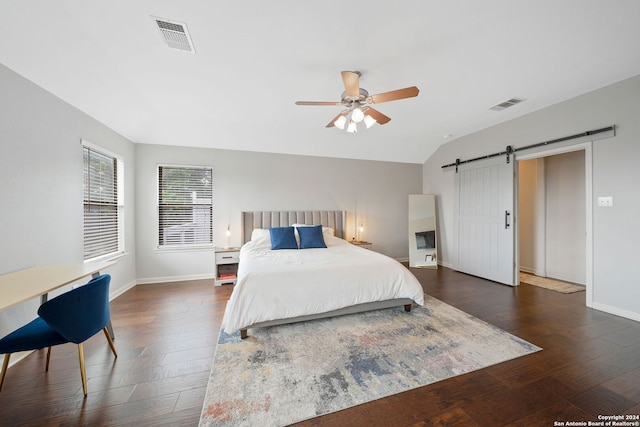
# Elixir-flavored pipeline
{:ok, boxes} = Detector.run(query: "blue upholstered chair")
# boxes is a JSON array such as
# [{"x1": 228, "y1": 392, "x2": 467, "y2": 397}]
[{"x1": 0, "y1": 274, "x2": 117, "y2": 396}]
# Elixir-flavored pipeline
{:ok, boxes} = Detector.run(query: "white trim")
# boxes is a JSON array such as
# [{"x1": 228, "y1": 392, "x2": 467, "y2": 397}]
[
  {"x1": 109, "y1": 279, "x2": 136, "y2": 301},
  {"x1": 591, "y1": 302, "x2": 640, "y2": 323},
  {"x1": 584, "y1": 142, "x2": 594, "y2": 308},
  {"x1": 136, "y1": 273, "x2": 215, "y2": 285},
  {"x1": 515, "y1": 141, "x2": 594, "y2": 308},
  {"x1": 156, "y1": 164, "x2": 213, "y2": 249},
  {"x1": 81, "y1": 139, "x2": 123, "y2": 162},
  {"x1": 154, "y1": 245, "x2": 215, "y2": 253},
  {"x1": 519, "y1": 266, "x2": 536, "y2": 275},
  {"x1": 439, "y1": 261, "x2": 454, "y2": 269},
  {"x1": 516, "y1": 142, "x2": 589, "y2": 161},
  {"x1": 84, "y1": 251, "x2": 129, "y2": 264},
  {"x1": 156, "y1": 163, "x2": 212, "y2": 170},
  {"x1": 82, "y1": 139, "x2": 126, "y2": 259}
]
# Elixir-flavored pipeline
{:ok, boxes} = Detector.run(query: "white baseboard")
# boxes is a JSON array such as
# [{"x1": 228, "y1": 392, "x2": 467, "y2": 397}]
[
  {"x1": 109, "y1": 279, "x2": 136, "y2": 301},
  {"x1": 439, "y1": 261, "x2": 454, "y2": 269},
  {"x1": 136, "y1": 273, "x2": 215, "y2": 285},
  {"x1": 591, "y1": 302, "x2": 640, "y2": 323}
]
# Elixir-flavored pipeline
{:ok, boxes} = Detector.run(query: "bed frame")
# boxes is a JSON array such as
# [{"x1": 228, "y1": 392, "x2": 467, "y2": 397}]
[{"x1": 238, "y1": 210, "x2": 415, "y2": 338}]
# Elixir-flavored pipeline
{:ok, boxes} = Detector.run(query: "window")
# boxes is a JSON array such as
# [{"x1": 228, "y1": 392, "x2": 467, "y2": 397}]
[
  {"x1": 83, "y1": 142, "x2": 124, "y2": 261},
  {"x1": 158, "y1": 165, "x2": 213, "y2": 247}
]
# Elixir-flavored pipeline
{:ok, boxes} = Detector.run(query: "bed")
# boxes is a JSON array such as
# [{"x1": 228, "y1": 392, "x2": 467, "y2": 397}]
[{"x1": 222, "y1": 211, "x2": 425, "y2": 338}]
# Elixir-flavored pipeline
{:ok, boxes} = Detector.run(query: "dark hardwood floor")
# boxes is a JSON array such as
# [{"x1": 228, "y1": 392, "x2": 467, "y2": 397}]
[{"x1": 1, "y1": 267, "x2": 639, "y2": 426}]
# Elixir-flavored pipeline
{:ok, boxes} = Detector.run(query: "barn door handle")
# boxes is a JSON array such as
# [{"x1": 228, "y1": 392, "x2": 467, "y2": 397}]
[{"x1": 505, "y1": 211, "x2": 511, "y2": 229}]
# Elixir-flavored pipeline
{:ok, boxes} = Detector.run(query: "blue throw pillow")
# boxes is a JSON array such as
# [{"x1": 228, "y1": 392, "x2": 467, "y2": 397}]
[
  {"x1": 269, "y1": 226, "x2": 298, "y2": 250},
  {"x1": 297, "y1": 225, "x2": 327, "y2": 249}
]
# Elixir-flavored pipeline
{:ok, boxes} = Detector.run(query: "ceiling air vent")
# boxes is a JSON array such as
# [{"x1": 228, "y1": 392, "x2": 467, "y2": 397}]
[
  {"x1": 490, "y1": 97, "x2": 525, "y2": 111},
  {"x1": 152, "y1": 16, "x2": 195, "y2": 53}
]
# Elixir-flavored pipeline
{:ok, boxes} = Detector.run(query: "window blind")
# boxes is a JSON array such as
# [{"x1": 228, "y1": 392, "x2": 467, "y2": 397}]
[
  {"x1": 158, "y1": 166, "x2": 213, "y2": 247},
  {"x1": 83, "y1": 146, "x2": 119, "y2": 260}
]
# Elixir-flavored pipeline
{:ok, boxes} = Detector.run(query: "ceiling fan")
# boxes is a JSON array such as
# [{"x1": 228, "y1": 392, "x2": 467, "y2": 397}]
[{"x1": 295, "y1": 71, "x2": 419, "y2": 132}]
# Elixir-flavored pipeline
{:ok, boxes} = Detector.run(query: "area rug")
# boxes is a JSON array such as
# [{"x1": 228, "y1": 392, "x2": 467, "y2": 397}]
[
  {"x1": 199, "y1": 295, "x2": 541, "y2": 427},
  {"x1": 520, "y1": 272, "x2": 585, "y2": 293}
]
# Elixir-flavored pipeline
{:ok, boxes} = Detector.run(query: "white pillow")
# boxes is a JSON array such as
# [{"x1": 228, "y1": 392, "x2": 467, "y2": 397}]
[
  {"x1": 250, "y1": 228, "x2": 270, "y2": 242},
  {"x1": 322, "y1": 227, "x2": 335, "y2": 236}
]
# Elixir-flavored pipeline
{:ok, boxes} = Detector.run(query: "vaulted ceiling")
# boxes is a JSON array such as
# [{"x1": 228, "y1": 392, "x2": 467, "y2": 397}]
[{"x1": 2, "y1": 1, "x2": 640, "y2": 163}]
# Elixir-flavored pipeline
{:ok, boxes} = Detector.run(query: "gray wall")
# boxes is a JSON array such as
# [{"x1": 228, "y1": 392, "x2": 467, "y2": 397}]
[
  {"x1": 0, "y1": 64, "x2": 137, "y2": 341},
  {"x1": 544, "y1": 151, "x2": 586, "y2": 284},
  {"x1": 135, "y1": 144, "x2": 422, "y2": 282},
  {"x1": 423, "y1": 73, "x2": 640, "y2": 321}
]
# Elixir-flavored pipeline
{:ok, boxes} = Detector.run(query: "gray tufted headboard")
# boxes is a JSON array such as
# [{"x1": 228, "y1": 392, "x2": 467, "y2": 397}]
[{"x1": 241, "y1": 211, "x2": 346, "y2": 244}]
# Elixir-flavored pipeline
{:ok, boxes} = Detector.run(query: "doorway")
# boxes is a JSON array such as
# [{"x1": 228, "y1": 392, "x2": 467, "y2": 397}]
[{"x1": 516, "y1": 142, "x2": 593, "y2": 305}]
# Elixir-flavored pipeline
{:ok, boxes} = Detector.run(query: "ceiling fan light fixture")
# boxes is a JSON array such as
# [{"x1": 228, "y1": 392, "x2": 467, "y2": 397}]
[
  {"x1": 351, "y1": 107, "x2": 365, "y2": 123},
  {"x1": 334, "y1": 115, "x2": 347, "y2": 129},
  {"x1": 295, "y1": 71, "x2": 419, "y2": 133},
  {"x1": 363, "y1": 114, "x2": 377, "y2": 129}
]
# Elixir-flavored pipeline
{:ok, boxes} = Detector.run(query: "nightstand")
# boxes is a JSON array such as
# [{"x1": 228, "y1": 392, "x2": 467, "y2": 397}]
[
  {"x1": 351, "y1": 241, "x2": 373, "y2": 250},
  {"x1": 215, "y1": 247, "x2": 240, "y2": 286}
]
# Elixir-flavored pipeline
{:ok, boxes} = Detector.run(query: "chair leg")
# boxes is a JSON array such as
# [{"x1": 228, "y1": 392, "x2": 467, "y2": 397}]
[
  {"x1": 0, "y1": 353, "x2": 11, "y2": 393},
  {"x1": 77, "y1": 343, "x2": 88, "y2": 396},
  {"x1": 46, "y1": 347, "x2": 52, "y2": 371},
  {"x1": 103, "y1": 327, "x2": 118, "y2": 358}
]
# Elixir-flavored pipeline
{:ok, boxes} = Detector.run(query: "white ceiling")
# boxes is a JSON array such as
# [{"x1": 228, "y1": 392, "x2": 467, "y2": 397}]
[{"x1": 2, "y1": 1, "x2": 640, "y2": 164}]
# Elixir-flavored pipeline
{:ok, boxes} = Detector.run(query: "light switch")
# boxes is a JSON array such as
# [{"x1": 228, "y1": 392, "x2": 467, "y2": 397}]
[{"x1": 597, "y1": 196, "x2": 614, "y2": 207}]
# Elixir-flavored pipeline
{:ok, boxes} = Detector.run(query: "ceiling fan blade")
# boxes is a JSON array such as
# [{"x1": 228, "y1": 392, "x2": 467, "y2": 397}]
[
  {"x1": 362, "y1": 107, "x2": 391, "y2": 125},
  {"x1": 295, "y1": 101, "x2": 342, "y2": 106},
  {"x1": 326, "y1": 110, "x2": 349, "y2": 128},
  {"x1": 368, "y1": 86, "x2": 419, "y2": 104},
  {"x1": 341, "y1": 71, "x2": 360, "y2": 97}
]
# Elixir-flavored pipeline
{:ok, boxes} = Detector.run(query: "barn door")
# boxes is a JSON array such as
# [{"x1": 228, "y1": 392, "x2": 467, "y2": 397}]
[{"x1": 454, "y1": 156, "x2": 516, "y2": 286}]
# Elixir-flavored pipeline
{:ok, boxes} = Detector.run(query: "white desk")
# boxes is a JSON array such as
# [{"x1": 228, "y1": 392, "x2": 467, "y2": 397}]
[{"x1": 0, "y1": 261, "x2": 116, "y2": 335}]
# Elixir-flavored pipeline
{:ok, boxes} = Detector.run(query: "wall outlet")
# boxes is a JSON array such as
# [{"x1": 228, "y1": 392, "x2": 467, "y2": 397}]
[{"x1": 597, "y1": 196, "x2": 614, "y2": 207}]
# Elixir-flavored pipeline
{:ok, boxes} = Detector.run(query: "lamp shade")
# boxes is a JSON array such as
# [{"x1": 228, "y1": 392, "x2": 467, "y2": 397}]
[
  {"x1": 334, "y1": 115, "x2": 347, "y2": 129},
  {"x1": 363, "y1": 114, "x2": 377, "y2": 129},
  {"x1": 351, "y1": 107, "x2": 365, "y2": 123}
]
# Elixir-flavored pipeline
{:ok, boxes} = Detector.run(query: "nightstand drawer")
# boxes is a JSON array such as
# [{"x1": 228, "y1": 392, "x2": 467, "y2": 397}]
[{"x1": 215, "y1": 251, "x2": 239, "y2": 264}]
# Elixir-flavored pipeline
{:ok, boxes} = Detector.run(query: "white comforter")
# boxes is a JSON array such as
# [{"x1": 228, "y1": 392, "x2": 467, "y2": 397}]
[{"x1": 222, "y1": 234, "x2": 424, "y2": 334}]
